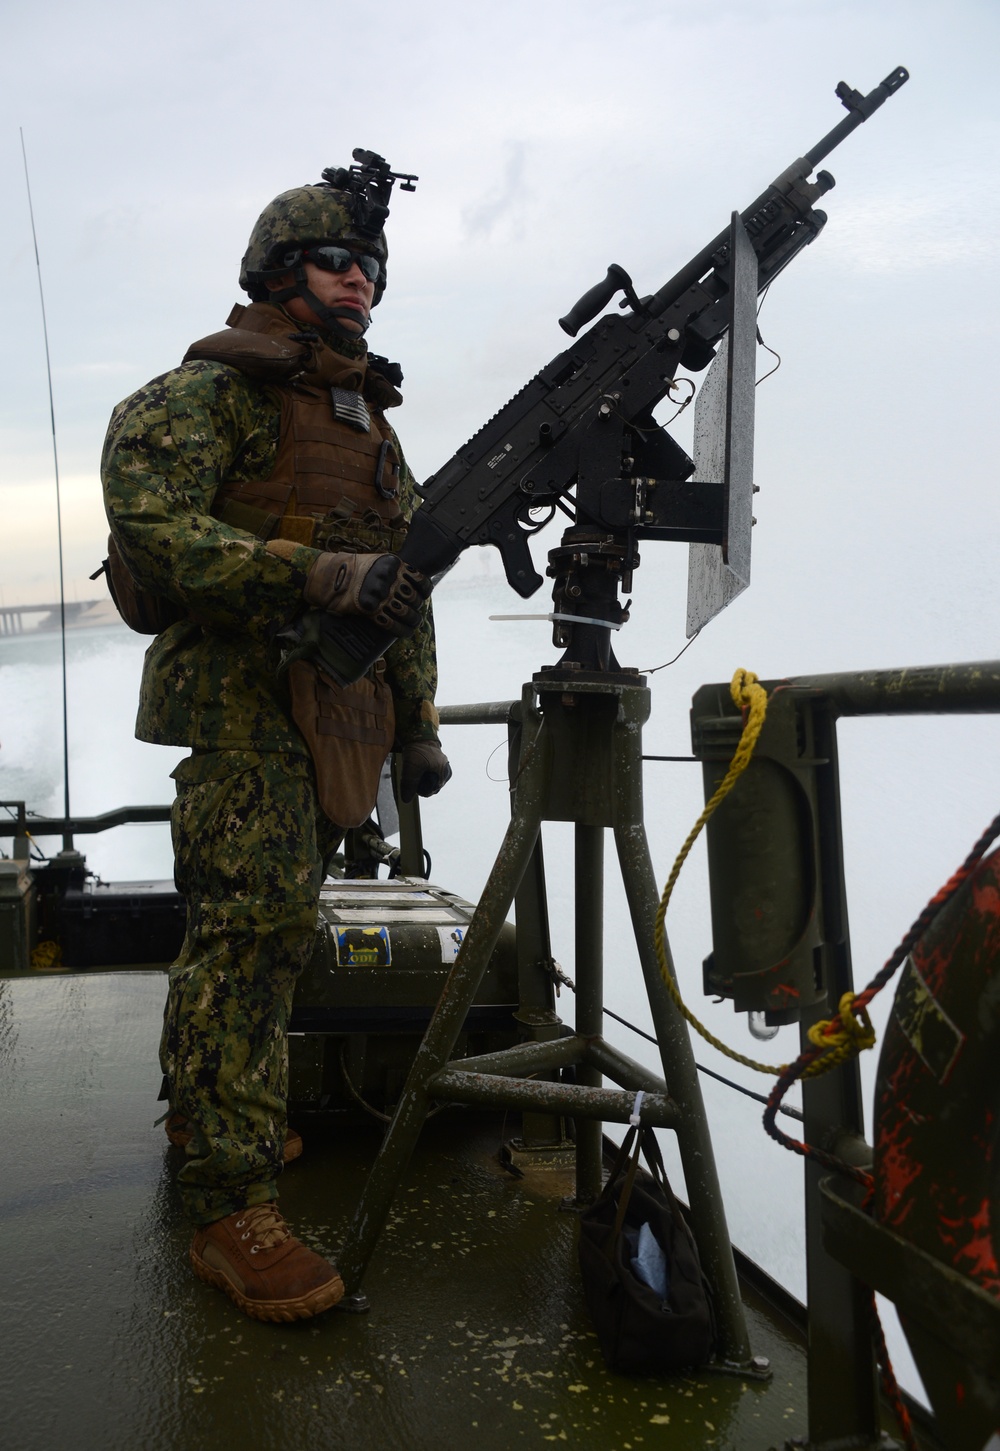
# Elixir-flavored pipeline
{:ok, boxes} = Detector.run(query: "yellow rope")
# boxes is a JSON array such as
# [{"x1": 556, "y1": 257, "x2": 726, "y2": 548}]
[
  {"x1": 654, "y1": 668, "x2": 878, "y2": 1080},
  {"x1": 30, "y1": 939, "x2": 63, "y2": 971},
  {"x1": 806, "y1": 990, "x2": 876, "y2": 1059}
]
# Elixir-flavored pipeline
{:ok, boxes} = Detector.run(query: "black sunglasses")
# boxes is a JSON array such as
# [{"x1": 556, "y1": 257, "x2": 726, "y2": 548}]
[{"x1": 301, "y1": 246, "x2": 381, "y2": 283}]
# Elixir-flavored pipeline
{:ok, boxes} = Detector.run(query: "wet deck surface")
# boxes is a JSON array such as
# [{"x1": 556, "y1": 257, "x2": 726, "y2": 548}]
[{"x1": 1, "y1": 972, "x2": 810, "y2": 1451}]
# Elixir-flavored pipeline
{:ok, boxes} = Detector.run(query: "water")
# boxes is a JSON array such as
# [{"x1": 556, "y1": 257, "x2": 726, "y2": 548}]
[
  {"x1": 5, "y1": 560, "x2": 988, "y2": 1403},
  {"x1": 0, "y1": 624, "x2": 186, "y2": 874}
]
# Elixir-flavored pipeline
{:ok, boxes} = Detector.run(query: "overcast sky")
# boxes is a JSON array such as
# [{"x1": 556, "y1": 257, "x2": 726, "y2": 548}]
[
  {"x1": 3, "y1": 0, "x2": 999, "y2": 843},
  {"x1": 2, "y1": 0, "x2": 997, "y2": 657},
  {"x1": 4, "y1": 1, "x2": 999, "y2": 855}
]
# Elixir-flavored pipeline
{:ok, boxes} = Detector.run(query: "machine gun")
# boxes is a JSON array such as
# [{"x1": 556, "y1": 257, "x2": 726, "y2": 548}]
[{"x1": 312, "y1": 67, "x2": 909, "y2": 685}]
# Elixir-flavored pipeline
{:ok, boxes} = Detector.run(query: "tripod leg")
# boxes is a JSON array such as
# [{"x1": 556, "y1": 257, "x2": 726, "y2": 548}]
[
  {"x1": 574, "y1": 823, "x2": 604, "y2": 1203},
  {"x1": 614, "y1": 819, "x2": 752, "y2": 1365},
  {"x1": 337, "y1": 706, "x2": 551, "y2": 1292}
]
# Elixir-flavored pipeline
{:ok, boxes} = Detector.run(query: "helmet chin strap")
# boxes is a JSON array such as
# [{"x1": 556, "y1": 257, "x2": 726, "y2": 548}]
[{"x1": 267, "y1": 266, "x2": 372, "y2": 339}]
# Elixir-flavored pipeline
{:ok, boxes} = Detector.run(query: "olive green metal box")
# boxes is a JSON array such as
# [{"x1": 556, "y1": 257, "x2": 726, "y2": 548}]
[
  {"x1": 289, "y1": 876, "x2": 520, "y2": 1111},
  {"x1": 0, "y1": 860, "x2": 36, "y2": 975},
  {"x1": 690, "y1": 684, "x2": 835, "y2": 1023}
]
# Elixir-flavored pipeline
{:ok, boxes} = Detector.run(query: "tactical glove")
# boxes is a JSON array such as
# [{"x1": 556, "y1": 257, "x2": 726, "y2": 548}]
[
  {"x1": 304, "y1": 550, "x2": 431, "y2": 639},
  {"x1": 399, "y1": 740, "x2": 452, "y2": 803}
]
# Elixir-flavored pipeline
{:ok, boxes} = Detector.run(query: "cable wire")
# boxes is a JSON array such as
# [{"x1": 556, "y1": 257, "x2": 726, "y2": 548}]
[
  {"x1": 548, "y1": 961, "x2": 804, "y2": 1122},
  {"x1": 20, "y1": 129, "x2": 72, "y2": 851}
]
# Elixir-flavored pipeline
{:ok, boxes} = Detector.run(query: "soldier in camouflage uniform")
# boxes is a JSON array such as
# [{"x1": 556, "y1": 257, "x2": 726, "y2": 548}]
[{"x1": 101, "y1": 156, "x2": 449, "y2": 1322}]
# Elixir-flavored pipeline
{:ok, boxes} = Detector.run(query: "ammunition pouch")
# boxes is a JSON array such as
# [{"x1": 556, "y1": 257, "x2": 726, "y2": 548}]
[
  {"x1": 102, "y1": 535, "x2": 185, "y2": 636},
  {"x1": 100, "y1": 499, "x2": 279, "y2": 637},
  {"x1": 287, "y1": 659, "x2": 394, "y2": 828}
]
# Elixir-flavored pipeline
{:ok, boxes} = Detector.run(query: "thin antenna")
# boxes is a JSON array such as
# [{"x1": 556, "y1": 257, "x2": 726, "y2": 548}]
[{"x1": 20, "y1": 128, "x2": 73, "y2": 853}]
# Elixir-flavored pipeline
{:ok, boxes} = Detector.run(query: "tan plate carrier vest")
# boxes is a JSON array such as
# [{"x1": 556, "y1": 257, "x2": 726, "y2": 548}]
[{"x1": 105, "y1": 304, "x2": 410, "y2": 831}]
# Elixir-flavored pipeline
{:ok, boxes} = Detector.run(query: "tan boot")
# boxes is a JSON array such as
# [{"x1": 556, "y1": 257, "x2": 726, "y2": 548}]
[
  {"x1": 165, "y1": 1113, "x2": 303, "y2": 1164},
  {"x1": 190, "y1": 1204, "x2": 344, "y2": 1322}
]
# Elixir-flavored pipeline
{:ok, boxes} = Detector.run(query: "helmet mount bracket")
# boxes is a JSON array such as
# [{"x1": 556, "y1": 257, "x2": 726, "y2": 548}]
[{"x1": 320, "y1": 149, "x2": 418, "y2": 240}]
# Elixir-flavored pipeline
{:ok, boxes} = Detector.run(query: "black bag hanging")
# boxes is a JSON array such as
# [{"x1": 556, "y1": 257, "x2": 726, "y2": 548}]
[{"x1": 577, "y1": 1108, "x2": 716, "y2": 1374}]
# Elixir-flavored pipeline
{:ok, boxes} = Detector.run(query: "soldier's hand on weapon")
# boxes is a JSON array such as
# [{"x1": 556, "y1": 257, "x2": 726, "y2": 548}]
[
  {"x1": 399, "y1": 740, "x2": 452, "y2": 802},
  {"x1": 305, "y1": 550, "x2": 431, "y2": 638}
]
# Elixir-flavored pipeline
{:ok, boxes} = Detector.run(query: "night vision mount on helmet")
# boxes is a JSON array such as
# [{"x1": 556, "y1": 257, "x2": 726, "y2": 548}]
[
  {"x1": 240, "y1": 148, "x2": 418, "y2": 339},
  {"x1": 321, "y1": 149, "x2": 418, "y2": 241}
]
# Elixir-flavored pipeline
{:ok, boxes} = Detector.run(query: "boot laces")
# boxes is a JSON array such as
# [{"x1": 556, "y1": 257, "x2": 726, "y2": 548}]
[{"x1": 241, "y1": 1203, "x2": 292, "y2": 1249}]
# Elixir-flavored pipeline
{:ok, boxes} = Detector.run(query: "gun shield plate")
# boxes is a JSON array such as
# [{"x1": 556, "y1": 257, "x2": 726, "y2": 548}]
[{"x1": 686, "y1": 213, "x2": 758, "y2": 635}]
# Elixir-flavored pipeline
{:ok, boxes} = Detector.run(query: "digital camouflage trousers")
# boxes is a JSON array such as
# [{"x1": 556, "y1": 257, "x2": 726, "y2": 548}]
[{"x1": 160, "y1": 748, "x2": 340, "y2": 1225}]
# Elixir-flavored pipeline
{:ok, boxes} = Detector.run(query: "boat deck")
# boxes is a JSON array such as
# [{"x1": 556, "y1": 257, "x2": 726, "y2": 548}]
[{"x1": 0, "y1": 970, "x2": 894, "y2": 1451}]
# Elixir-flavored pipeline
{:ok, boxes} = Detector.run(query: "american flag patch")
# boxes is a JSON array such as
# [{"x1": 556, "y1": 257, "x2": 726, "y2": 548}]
[{"x1": 330, "y1": 388, "x2": 371, "y2": 433}]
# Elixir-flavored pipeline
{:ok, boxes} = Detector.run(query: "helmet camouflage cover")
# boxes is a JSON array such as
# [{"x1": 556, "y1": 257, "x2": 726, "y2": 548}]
[{"x1": 240, "y1": 184, "x2": 389, "y2": 303}]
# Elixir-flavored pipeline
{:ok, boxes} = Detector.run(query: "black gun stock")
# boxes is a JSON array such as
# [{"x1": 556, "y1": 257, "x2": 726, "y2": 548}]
[{"x1": 308, "y1": 68, "x2": 908, "y2": 687}]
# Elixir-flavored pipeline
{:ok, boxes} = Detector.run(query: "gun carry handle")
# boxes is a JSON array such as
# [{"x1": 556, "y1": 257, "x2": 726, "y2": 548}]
[{"x1": 559, "y1": 264, "x2": 635, "y2": 337}]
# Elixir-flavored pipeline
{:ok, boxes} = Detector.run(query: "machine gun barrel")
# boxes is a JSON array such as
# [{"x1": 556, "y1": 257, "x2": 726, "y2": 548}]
[
  {"x1": 806, "y1": 65, "x2": 909, "y2": 168},
  {"x1": 646, "y1": 65, "x2": 908, "y2": 327}
]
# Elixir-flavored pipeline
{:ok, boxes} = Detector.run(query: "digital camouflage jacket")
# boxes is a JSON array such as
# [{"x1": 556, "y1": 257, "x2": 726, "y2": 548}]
[{"x1": 101, "y1": 309, "x2": 438, "y2": 756}]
